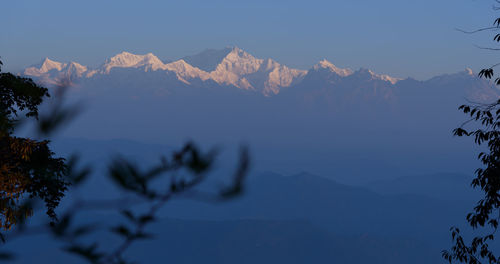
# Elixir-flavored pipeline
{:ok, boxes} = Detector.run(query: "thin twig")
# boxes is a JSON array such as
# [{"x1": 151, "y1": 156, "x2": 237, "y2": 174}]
[
  {"x1": 474, "y1": 44, "x2": 500, "y2": 51},
  {"x1": 456, "y1": 26, "x2": 500, "y2": 34}
]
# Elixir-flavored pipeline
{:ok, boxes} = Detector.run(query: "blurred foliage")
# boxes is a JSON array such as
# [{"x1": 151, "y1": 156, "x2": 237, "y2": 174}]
[
  {"x1": 52, "y1": 144, "x2": 249, "y2": 264},
  {"x1": 0, "y1": 59, "x2": 250, "y2": 263}
]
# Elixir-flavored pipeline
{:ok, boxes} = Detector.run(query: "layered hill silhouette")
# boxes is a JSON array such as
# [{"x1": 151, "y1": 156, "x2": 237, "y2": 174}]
[
  {"x1": 5, "y1": 218, "x2": 442, "y2": 264},
  {"x1": 162, "y1": 172, "x2": 467, "y2": 248},
  {"x1": 1, "y1": 136, "x2": 478, "y2": 263}
]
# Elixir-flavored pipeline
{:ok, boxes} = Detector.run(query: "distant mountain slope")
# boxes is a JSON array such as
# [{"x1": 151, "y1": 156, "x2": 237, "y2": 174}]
[
  {"x1": 31, "y1": 136, "x2": 475, "y2": 252},
  {"x1": 15, "y1": 137, "x2": 475, "y2": 263},
  {"x1": 5, "y1": 219, "x2": 442, "y2": 264},
  {"x1": 129, "y1": 219, "x2": 442, "y2": 264},
  {"x1": 365, "y1": 172, "x2": 481, "y2": 201},
  {"x1": 159, "y1": 171, "x2": 469, "y2": 249},
  {"x1": 181, "y1": 47, "x2": 233, "y2": 72}
]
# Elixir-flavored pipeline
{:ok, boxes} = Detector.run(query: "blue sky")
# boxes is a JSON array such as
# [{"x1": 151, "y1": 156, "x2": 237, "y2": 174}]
[{"x1": 1, "y1": 0, "x2": 497, "y2": 79}]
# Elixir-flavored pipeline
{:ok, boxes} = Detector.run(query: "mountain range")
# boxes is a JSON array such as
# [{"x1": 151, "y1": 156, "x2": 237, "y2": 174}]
[
  {"x1": 10, "y1": 48, "x2": 500, "y2": 263},
  {"x1": 5, "y1": 134, "x2": 479, "y2": 263},
  {"x1": 24, "y1": 47, "x2": 310, "y2": 96},
  {"x1": 21, "y1": 47, "x2": 500, "y2": 119},
  {"x1": 23, "y1": 47, "x2": 437, "y2": 97},
  {"x1": 19, "y1": 47, "x2": 500, "y2": 182},
  {"x1": 4, "y1": 136, "x2": 476, "y2": 264}
]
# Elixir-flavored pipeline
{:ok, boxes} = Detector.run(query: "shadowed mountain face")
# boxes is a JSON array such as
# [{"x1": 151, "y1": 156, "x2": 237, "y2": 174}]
[{"x1": 182, "y1": 47, "x2": 233, "y2": 72}]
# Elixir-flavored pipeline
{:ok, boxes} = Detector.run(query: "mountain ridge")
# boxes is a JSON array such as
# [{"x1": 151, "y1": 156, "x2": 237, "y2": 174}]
[{"x1": 23, "y1": 47, "x2": 404, "y2": 96}]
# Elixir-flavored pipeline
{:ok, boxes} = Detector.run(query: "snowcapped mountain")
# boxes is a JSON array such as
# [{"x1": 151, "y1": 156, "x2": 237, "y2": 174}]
[
  {"x1": 21, "y1": 47, "x2": 397, "y2": 96},
  {"x1": 100, "y1": 52, "x2": 165, "y2": 73},
  {"x1": 313, "y1": 59, "x2": 353, "y2": 77},
  {"x1": 23, "y1": 47, "x2": 310, "y2": 95},
  {"x1": 24, "y1": 58, "x2": 88, "y2": 86},
  {"x1": 19, "y1": 48, "x2": 500, "y2": 169},
  {"x1": 21, "y1": 47, "x2": 496, "y2": 106},
  {"x1": 181, "y1": 47, "x2": 233, "y2": 72},
  {"x1": 207, "y1": 47, "x2": 307, "y2": 95},
  {"x1": 162, "y1": 59, "x2": 211, "y2": 84}
]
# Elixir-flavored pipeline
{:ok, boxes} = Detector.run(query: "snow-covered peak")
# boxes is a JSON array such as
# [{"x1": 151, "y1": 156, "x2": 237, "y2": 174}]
[
  {"x1": 210, "y1": 47, "x2": 264, "y2": 86},
  {"x1": 264, "y1": 63, "x2": 307, "y2": 96},
  {"x1": 207, "y1": 47, "x2": 307, "y2": 94},
  {"x1": 353, "y1": 68, "x2": 400, "y2": 84},
  {"x1": 164, "y1": 59, "x2": 192, "y2": 70},
  {"x1": 219, "y1": 47, "x2": 263, "y2": 74},
  {"x1": 164, "y1": 59, "x2": 210, "y2": 83},
  {"x1": 101, "y1": 52, "x2": 165, "y2": 73},
  {"x1": 24, "y1": 58, "x2": 67, "y2": 77},
  {"x1": 21, "y1": 47, "x2": 408, "y2": 95},
  {"x1": 40, "y1": 58, "x2": 65, "y2": 72},
  {"x1": 22, "y1": 58, "x2": 90, "y2": 86},
  {"x1": 68, "y1": 61, "x2": 93, "y2": 78},
  {"x1": 67, "y1": 61, "x2": 88, "y2": 75},
  {"x1": 377, "y1": 74, "x2": 400, "y2": 84},
  {"x1": 313, "y1": 59, "x2": 353, "y2": 77},
  {"x1": 262, "y1": 58, "x2": 281, "y2": 71},
  {"x1": 464, "y1": 67, "x2": 474, "y2": 76}
]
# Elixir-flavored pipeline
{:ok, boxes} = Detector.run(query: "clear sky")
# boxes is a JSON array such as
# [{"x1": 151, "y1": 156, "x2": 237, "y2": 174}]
[{"x1": 1, "y1": 0, "x2": 498, "y2": 79}]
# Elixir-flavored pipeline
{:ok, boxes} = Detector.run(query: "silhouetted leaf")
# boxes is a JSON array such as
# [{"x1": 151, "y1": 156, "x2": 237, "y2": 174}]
[
  {"x1": 478, "y1": 68, "x2": 494, "y2": 79},
  {"x1": 121, "y1": 210, "x2": 136, "y2": 223},
  {"x1": 495, "y1": 17, "x2": 500, "y2": 26},
  {"x1": 64, "y1": 243, "x2": 102, "y2": 263},
  {"x1": 110, "y1": 225, "x2": 132, "y2": 238},
  {"x1": 494, "y1": 33, "x2": 500, "y2": 42},
  {"x1": 0, "y1": 252, "x2": 14, "y2": 261},
  {"x1": 138, "y1": 215, "x2": 155, "y2": 224}
]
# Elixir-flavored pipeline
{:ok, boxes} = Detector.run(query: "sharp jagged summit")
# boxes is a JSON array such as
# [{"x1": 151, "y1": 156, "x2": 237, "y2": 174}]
[
  {"x1": 313, "y1": 59, "x2": 353, "y2": 77},
  {"x1": 21, "y1": 47, "x2": 438, "y2": 95}
]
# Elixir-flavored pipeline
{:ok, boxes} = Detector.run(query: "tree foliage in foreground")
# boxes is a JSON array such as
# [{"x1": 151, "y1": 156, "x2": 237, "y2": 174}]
[
  {"x1": 0, "y1": 59, "x2": 68, "y2": 230},
  {"x1": 443, "y1": 100, "x2": 500, "y2": 264},
  {"x1": 442, "y1": 10, "x2": 500, "y2": 264},
  {"x1": 0, "y1": 59, "x2": 250, "y2": 263}
]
